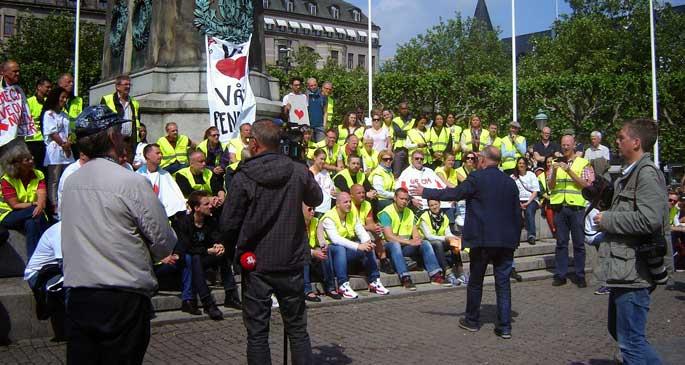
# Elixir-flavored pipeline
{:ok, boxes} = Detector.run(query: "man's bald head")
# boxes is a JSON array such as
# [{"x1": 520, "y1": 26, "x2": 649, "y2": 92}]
[
  {"x1": 350, "y1": 184, "x2": 365, "y2": 204},
  {"x1": 479, "y1": 146, "x2": 501, "y2": 168},
  {"x1": 336, "y1": 192, "x2": 352, "y2": 213},
  {"x1": 2, "y1": 60, "x2": 19, "y2": 85}
]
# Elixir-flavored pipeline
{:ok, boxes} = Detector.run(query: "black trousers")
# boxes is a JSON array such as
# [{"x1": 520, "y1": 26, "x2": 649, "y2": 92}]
[
  {"x1": 242, "y1": 269, "x2": 312, "y2": 365},
  {"x1": 66, "y1": 288, "x2": 152, "y2": 365}
]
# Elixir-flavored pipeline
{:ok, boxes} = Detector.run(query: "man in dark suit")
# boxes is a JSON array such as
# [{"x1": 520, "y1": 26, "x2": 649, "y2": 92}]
[{"x1": 410, "y1": 146, "x2": 521, "y2": 339}]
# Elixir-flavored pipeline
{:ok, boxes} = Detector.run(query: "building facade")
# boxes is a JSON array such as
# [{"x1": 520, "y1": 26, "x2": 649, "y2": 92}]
[
  {"x1": 262, "y1": 0, "x2": 381, "y2": 71},
  {"x1": 0, "y1": 0, "x2": 106, "y2": 41}
]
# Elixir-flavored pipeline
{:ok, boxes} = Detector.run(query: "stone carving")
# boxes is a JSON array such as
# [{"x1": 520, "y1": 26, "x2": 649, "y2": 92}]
[
  {"x1": 109, "y1": 0, "x2": 128, "y2": 57},
  {"x1": 193, "y1": 0, "x2": 254, "y2": 43},
  {"x1": 132, "y1": 0, "x2": 152, "y2": 50}
]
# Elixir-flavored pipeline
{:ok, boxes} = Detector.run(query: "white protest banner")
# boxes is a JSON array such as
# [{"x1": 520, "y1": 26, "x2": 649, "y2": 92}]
[
  {"x1": 205, "y1": 35, "x2": 256, "y2": 144},
  {"x1": 395, "y1": 166, "x2": 451, "y2": 209},
  {"x1": 0, "y1": 84, "x2": 35, "y2": 147}
]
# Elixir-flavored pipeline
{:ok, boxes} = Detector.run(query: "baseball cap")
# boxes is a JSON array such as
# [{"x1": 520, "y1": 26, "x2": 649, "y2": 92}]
[
  {"x1": 75, "y1": 105, "x2": 129, "y2": 139},
  {"x1": 509, "y1": 121, "x2": 521, "y2": 128}
]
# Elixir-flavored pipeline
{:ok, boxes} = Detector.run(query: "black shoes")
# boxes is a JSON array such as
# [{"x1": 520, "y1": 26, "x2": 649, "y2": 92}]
[
  {"x1": 224, "y1": 291, "x2": 242, "y2": 310},
  {"x1": 380, "y1": 258, "x2": 395, "y2": 274},
  {"x1": 572, "y1": 277, "x2": 587, "y2": 288},
  {"x1": 305, "y1": 292, "x2": 321, "y2": 302},
  {"x1": 527, "y1": 236, "x2": 536, "y2": 245},
  {"x1": 494, "y1": 328, "x2": 512, "y2": 339},
  {"x1": 458, "y1": 318, "x2": 480, "y2": 332},
  {"x1": 325, "y1": 290, "x2": 342, "y2": 300},
  {"x1": 181, "y1": 300, "x2": 202, "y2": 315},
  {"x1": 401, "y1": 276, "x2": 417, "y2": 291},
  {"x1": 552, "y1": 277, "x2": 567, "y2": 286},
  {"x1": 203, "y1": 303, "x2": 224, "y2": 321},
  {"x1": 510, "y1": 268, "x2": 523, "y2": 282}
]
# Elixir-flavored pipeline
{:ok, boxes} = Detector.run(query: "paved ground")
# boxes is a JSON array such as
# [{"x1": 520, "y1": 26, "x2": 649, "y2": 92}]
[{"x1": 2, "y1": 273, "x2": 684, "y2": 365}]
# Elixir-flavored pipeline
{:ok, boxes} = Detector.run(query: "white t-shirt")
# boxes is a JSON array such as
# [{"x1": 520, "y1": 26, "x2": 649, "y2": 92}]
[
  {"x1": 57, "y1": 159, "x2": 85, "y2": 219},
  {"x1": 512, "y1": 171, "x2": 540, "y2": 201},
  {"x1": 136, "y1": 165, "x2": 187, "y2": 217},
  {"x1": 584, "y1": 208, "x2": 601, "y2": 245},
  {"x1": 312, "y1": 169, "x2": 334, "y2": 213},
  {"x1": 133, "y1": 142, "x2": 147, "y2": 169},
  {"x1": 282, "y1": 92, "x2": 309, "y2": 125},
  {"x1": 24, "y1": 222, "x2": 62, "y2": 281},
  {"x1": 364, "y1": 126, "x2": 390, "y2": 152},
  {"x1": 43, "y1": 111, "x2": 75, "y2": 166}
]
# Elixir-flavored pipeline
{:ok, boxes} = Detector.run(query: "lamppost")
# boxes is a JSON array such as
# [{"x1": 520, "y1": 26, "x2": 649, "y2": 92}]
[{"x1": 534, "y1": 109, "x2": 548, "y2": 131}]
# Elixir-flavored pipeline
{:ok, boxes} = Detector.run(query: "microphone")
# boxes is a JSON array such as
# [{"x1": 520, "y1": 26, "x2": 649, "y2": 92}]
[{"x1": 240, "y1": 251, "x2": 257, "y2": 271}]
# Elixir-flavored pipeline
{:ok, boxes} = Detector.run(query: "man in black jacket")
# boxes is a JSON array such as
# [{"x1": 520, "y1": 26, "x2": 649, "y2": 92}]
[
  {"x1": 220, "y1": 119, "x2": 323, "y2": 365},
  {"x1": 411, "y1": 146, "x2": 521, "y2": 339}
]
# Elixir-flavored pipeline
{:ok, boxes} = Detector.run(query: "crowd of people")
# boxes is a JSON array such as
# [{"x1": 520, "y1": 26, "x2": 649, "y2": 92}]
[{"x1": 0, "y1": 64, "x2": 680, "y2": 363}]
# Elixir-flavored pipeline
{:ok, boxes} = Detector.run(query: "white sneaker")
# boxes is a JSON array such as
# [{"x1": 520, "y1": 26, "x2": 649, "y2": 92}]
[
  {"x1": 368, "y1": 278, "x2": 390, "y2": 295},
  {"x1": 271, "y1": 294, "x2": 279, "y2": 308},
  {"x1": 457, "y1": 273, "x2": 469, "y2": 286},
  {"x1": 338, "y1": 282, "x2": 359, "y2": 299}
]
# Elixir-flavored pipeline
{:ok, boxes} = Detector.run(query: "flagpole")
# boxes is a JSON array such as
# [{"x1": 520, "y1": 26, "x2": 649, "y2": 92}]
[
  {"x1": 74, "y1": 0, "x2": 81, "y2": 97},
  {"x1": 649, "y1": 0, "x2": 659, "y2": 166},
  {"x1": 368, "y1": 0, "x2": 373, "y2": 120},
  {"x1": 511, "y1": 0, "x2": 517, "y2": 122}
]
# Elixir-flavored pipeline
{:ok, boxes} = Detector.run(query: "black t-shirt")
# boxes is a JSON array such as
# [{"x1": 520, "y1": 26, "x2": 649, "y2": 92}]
[
  {"x1": 173, "y1": 213, "x2": 222, "y2": 255},
  {"x1": 532, "y1": 140, "x2": 561, "y2": 158}
]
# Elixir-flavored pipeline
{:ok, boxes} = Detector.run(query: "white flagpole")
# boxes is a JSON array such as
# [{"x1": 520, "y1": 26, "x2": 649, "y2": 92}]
[
  {"x1": 649, "y1": 0, "x2": 659, "y2": 166},
  {"x1": 511, "y1": 0, "x2": 517, "y2": 122},
  {"x1": 368, "y1": 0, "x2": 373, "y2": 120},
  {"x1": 74, "y1": 0, "x2": 81, "y2": 97}
]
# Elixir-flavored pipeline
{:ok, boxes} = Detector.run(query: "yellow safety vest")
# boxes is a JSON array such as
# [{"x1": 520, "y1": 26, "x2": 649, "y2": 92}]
[
  {"x1": 358, "y1": 147, "x2": 378, "y2": 172},
  {"x1": 500, "y1": 135, "x2": 525, "y2": 170},
  {"x1": 196, "y1": 139, "x2": 227, "y2": 166},
  {"x1": 25, "y1": 96, "x2": 44, "y2": 142},
  {"x1": 406, "y1": 128, "x2": 432, "y2": 164},
  {"x1": 0, "y1": 169, "x2": 44, "y2": 222},
  {"x1": 428, "y1": 126, "x2": 450, "y2": 154},
  {"x1": 538, "y1": 171, "x2": 549, "y2": 202},
  {"x1": 175, "y1": 167, "x2": 213, "y2": 195},
  {"x1": 314, "y1": 140, "x2": 340, "y2": 166},
  {"x1": 333, "y1": 169, "x2": 366, "y2": 192},
  {"x1": 460, "y1": 128, "x2": 491, "y2": 153},
  {"x1": 419, "y1": 210, "x2": 449, "y2": 238},
  {"x1": 392, "y1": 116, "x2": 415, "y2": 149},
  {"x1": 456, "y1": 166, "x2": 472, "y2": 181},
  {"x1": 306, "y1": 140, "x2": 318, "y2": 160},
  {"x1": 550, "y1": 158, "x2": 589, "y2": 207},
  {"x1": 378, "y1": 204, "x2": 414, "y2": 238},
  {"x1": 322, "y1": 208, "x2": 357, "y2": 240},
  {"x1": 64, "y1": 96, "x2": 83, "y2": 120},
  {"x1": 351, "y1": 200, "x2": 372, "y2": 225},
  {"x1": 337, "y1": 125, "x2": 364, "y2": 146},
  {"x1": 435, "y1": 166, "x2": 458, "y2": 186},
  {"x1": 228, "y1": 138, "x2": 246, "y2": 162},
  {"x1": 157, "y1": 135, "x2": 190, "y2": 168},
  {"x1": 102, "y1": 94, "x2": 140, "y2": 142},
  {"x1": 449, "y1": 125, "x2": 463, "y2": 160},
  {"x1": 326, "y1": 97, "x2": 334, "y2": 124},
  {"x1": 368, "y1": 166, "x2": 394, "y2": 200},
  {"x1": 308, "y1": 217, "x2": 319, "y2": 249}
]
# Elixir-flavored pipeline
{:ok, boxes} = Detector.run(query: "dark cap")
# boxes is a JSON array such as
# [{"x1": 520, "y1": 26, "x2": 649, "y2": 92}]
[{"x1": 75, "y1": 105, "x2": 129, "y2": 139}]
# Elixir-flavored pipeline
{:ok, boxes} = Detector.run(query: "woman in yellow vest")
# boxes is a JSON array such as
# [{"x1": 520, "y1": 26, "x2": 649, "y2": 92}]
[
  {"x1": 427, "y1": 114, "x2": 451, "y2": 168},
  {"x1": 368, "y1": 150, "x2": 395, "y2": 211},
  {"x1": 456, "y1": 152, "x2": 477, "y2": 183},
  {"x1": 537, "y1": 155, "x2": 557, "y2": 237},
  {"x1": 435, "y1": 152, "x2": 459, "y2": 188},
  {"x1": 302, "y1": 204, "x2": 338, "y2": 302},
  {"x1": 196, "y1": 127, "x2": 227, "y2": 176},
  {"x1": 337, "y1": 112, "x2": 365, "y2": 146},
  {"x1": 358, "y1": 138, "x2": 379, "y2": 174},
  {"x1": 0, "y1": 141, "x2": 49, "y2": 257},
  {"x1": 445, "y1": 113, "x2": 463, "y2": 165},
  {"x1": 405, "y1": 113, "x2": 432, "y2": 165}
]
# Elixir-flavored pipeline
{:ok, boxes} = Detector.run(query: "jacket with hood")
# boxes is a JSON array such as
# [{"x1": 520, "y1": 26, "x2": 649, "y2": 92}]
[{"x1": 220, "y1": 152, "x2": 323, "y2": 273}]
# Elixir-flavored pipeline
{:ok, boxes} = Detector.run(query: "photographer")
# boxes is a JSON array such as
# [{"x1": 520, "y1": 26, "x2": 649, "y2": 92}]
[{"x1": 593, "y1": 119, "x2": 669, "y2": 364}]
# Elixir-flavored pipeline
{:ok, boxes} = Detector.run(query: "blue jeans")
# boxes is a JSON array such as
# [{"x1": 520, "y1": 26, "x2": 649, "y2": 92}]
[
  {"x1": 154, "y1": 259, "x2": 194, "y2": 301},
  {"x1": 608, "y1": 288, "x2": 662, "y2": 365},
  {"x1": 385, "y1": 240, "x2": 442, "y2": 278},
  {"x1": 329, "y1": 244, "x2": 380, "y2": 284},
  {"x1": 0, "y1": 206, "x2": 48, "y2": 258},
  {"x1": 465, "y1": 247, "x2": 514, "y2": 332},
  {"x1": 553, "y1": 205, "x2": 585, "y2": 280},
  {"x1": 303, "y1": 258, "x2": 335, "y2": 293},
  {"x1": 523, "y1": 200, "x2": 539, "y2": 239}
]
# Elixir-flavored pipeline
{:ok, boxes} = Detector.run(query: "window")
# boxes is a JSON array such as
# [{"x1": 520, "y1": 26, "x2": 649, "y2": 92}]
[
  {"x1": 98, "y1": 0, "x2": 108, "y2": 9},
  {"x1": 330, "y1": 6, "x2": 339, "y2": 19},
  {"x1": 347, "y1": 53, "x2": 354, "y2": 69},
  {"x1": 286, "y1": 0, "x2": 294, "y2": 12},
  {"x1": 3, "y1": 15, "x2": 15, "y2": 37},
  {"x1": 308, "y1": 3, "x2": 317, "y2": 16},
  {"x1": 263, "y1": 0, "x2": 270, "y2": 9},
  {"x1": 372, "y1": 56, "x2": 376, "y2": 70},
  {"x1": 330, "y1": 50, "x2": 339, "y2": 65},
  {"x1": 277, "y1": 44, "x2": 290, "y2": 66},
  {"x1": 352, "y1": 9, "x2": 361, "y2": 22},
  {"x1": 358, "y1": 54, "x2": 366, "y2": 69}
]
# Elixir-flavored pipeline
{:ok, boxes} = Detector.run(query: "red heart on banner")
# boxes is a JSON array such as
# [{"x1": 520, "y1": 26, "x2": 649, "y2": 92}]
[
  {"x1": 216, "y1": 56, "x2": 247, "y2": 80},
  {"x1": 294, "y1": 109, "x2": 304, "y2": 120}
]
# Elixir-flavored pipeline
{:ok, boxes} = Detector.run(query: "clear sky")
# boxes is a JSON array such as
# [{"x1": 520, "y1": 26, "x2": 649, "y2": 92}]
[{"x1": 346, "y1": 0, "x2": 685, "y2": 60}]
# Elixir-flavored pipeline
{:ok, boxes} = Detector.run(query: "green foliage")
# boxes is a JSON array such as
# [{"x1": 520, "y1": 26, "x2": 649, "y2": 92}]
[{"x1": 0, "y1": 12, "x2": 103, "y2": 103}]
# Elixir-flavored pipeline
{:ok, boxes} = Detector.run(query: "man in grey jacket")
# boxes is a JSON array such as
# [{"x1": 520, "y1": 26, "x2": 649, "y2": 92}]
[
  {"x1": 61, "y1": 106, "x2": 176, "y2": 365},
  {"x1": 594, "y1": 118, "x2": 669, "y2": 364}
]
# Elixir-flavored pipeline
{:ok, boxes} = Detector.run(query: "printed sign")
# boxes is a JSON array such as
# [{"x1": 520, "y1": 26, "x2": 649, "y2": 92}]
[{"x1": 0, "y1": 85, "x2": 35, "y2": 147}]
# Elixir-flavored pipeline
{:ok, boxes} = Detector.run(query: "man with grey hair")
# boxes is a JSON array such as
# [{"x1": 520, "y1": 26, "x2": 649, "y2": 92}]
[
  {"x1": 322, "y1": 81, "x2": 334, "y2": 128},
  {"x1": 584, "y1": 131, "x2": 611, "y2": 162},
  {"x1": 306, "y1": 77, "x2": 327, "y2": 142},
  {"x1": 411, "y1": 145, "x2": 521, "y2": 339}
]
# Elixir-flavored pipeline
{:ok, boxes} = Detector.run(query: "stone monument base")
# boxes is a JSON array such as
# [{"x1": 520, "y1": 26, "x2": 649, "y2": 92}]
[{"x1": 89, "y1": 67, "x2": 281, "y2": 142}]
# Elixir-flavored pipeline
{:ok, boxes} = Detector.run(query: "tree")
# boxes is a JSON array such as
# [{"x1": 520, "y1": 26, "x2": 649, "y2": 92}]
[{"x1": 0, "y1": 13, "x2": 104, "y2": 102}]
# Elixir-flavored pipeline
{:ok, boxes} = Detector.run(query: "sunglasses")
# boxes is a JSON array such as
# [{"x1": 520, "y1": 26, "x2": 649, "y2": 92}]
[
  {"x1": 382, "y1": 157, "x2": 393, "y2": 162},
  {"x1": 669, "y1": 199, "x2": 678, "y2": 203},
  {"x1": 465, "y1": 157, "x2": 476, "y2": 161},
  {"x1": 210, "y1": 134, "x2": 220, "y2": 137},
  {"x1": 414, "y1": 157, "x2": 424, "y2": 161},
  {"x1": 306, "y1": 207, "x2": 314, "y2": 212},
  {"x1": 372, "y1": 118, "x2": 381, "y2": 121}
]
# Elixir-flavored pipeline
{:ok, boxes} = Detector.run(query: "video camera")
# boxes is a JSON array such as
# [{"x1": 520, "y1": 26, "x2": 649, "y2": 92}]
[
  {"x1": 279, "y1": 122, "x2": 307, "y2": 163},
  {"x1": 581, "y1": 176, "x2": 614, "y2": 211}
]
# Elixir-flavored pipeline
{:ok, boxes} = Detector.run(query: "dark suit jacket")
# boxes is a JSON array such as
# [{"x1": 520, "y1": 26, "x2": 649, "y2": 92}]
[{"x1": 423, "y1": 166, "x2": 521, "y2": 249}]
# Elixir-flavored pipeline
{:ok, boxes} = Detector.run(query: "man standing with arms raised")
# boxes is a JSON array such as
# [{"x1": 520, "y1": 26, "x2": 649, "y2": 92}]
[
  {"x1": 61, "y1": 106, "x2": 176, "y2": 364},
  {"x1": 221, "y1": 119, "x2": 322, "y2": 365},
  {"x1": 411, "y1": 146, "x2": 521, "y2": 339}
]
